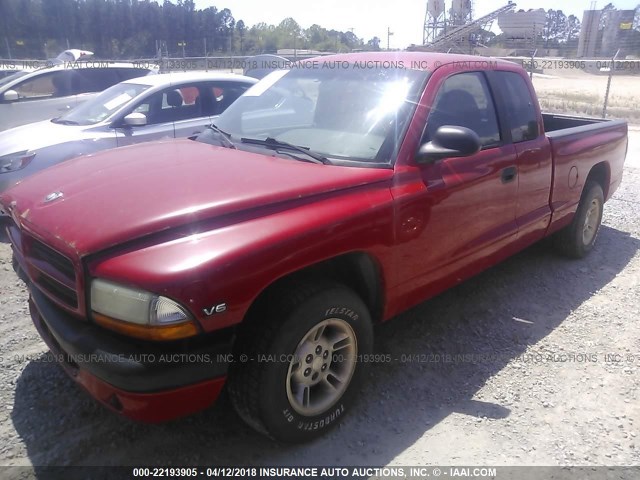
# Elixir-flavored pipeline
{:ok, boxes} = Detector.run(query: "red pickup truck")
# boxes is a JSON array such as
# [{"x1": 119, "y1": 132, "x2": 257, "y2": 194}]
[{"x1": 1, "y1": 52, "x2": 627, "y2": 442}]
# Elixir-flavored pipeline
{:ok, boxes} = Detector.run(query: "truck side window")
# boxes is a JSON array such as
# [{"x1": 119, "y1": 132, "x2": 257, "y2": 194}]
[
  {"x1": 494, "y1": 72, "x2": 538, "y2": 142},
  {"x1": 426, "y1": 72, "x2": 500, "y2": 148}
]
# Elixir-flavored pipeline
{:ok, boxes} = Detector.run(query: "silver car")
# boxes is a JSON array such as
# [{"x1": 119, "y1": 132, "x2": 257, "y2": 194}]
[
  {"x1": 0, "y1": 71, "x2": 257, "y2": 193},
  {"x1": 0, "y1": 62, "x2": 154, "y2": 131}
]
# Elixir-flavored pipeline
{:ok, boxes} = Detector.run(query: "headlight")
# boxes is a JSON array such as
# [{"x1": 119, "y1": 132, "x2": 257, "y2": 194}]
[
  {"x1": 0, "y1": 151, "x2": 35, "y2": 173},
  {"x1": 90, "y1": 279, "x2": 198, "y2": 341}
]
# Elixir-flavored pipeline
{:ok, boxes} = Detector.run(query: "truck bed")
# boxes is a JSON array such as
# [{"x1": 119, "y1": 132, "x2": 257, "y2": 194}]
[
  {"x1": 543, "y1": 112, "x2": 627, "y2": 235},
  {"x1": 543, "y1": 112, "x2": 625, "y2": 138}
]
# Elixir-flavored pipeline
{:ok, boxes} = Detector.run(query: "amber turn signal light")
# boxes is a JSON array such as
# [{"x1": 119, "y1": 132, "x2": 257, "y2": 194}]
[{"x1": 93, "y1": 312, "x2": 199, "y2": 341}]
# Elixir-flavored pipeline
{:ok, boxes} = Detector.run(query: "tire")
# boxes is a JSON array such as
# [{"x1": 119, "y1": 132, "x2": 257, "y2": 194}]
[
  {"x1": 227, "y1": 279, "x2": 373, "y2": 442},
  {"x1": 553, "y1": 181, "x2": 604, "y2": 259}
]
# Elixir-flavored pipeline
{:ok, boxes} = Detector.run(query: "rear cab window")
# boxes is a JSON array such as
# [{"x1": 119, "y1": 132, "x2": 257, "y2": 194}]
[{"x1": 492, "y1": 71, "x2": 539, "y2": 142}]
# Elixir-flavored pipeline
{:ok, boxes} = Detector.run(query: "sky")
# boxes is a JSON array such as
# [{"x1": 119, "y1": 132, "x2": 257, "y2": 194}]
[{"x1": 193, "y1": 0, "x2": 639, "y2": 49}]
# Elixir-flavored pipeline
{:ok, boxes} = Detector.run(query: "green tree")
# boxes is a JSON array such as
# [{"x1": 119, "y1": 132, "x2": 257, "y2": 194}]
[
  {"x1": 366, "y1": 36, "x2": 381, "y2": 51},
  {"x1": 564, "y1": 14, "x2": 581, "y2": 45},
  {"x1": 543, "y1": 9, "x2": 568, "y2": 48},
  {"x1": 0, "y1": 0, "x2": 370, "y2": 58},
  {"x1": 236, "y1": 19, "x2": 246, "y2": 54}
]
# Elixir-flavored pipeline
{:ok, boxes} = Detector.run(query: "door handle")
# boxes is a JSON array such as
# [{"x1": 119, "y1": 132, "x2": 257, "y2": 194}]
[{"x1": 501, "y1": 166, "x2": 517, "y2": 184}]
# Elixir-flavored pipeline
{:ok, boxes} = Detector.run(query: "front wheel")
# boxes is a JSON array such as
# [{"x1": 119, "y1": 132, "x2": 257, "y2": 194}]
[
  {"x1": 227, "y1": 280, "x2": 373, "y2": 442},
  {"x1": 554, "y1": 180, "x2": 604, "y2": 258}
]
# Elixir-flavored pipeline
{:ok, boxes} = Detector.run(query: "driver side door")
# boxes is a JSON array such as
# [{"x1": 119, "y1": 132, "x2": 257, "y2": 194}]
[{"x1": 393, "y1": 71, "x2": 519, "y2": 300}]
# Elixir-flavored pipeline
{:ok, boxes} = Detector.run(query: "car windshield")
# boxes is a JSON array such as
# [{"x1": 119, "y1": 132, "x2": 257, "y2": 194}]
[
  {"x1": 201, "y1": 65, "x2": 428, "y2": 166},
  {"x1": 55, "y1": 82, "x2": 150, "y2": 125},
  {"x1": 0, "y1": 71, "x2": 29, "y2": 89}
]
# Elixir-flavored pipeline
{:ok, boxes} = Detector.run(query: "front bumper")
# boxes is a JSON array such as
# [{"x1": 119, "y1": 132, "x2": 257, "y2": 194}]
[{"x1": 28, "y1": 286, "x2": 232, "y2": 422}]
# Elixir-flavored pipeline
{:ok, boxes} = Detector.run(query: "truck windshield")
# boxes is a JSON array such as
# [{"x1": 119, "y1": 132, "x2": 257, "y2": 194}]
[
  {"x1": 54, "y1": 82, "x2": 150, "y2": 125},
  {"x1": 204, "y1": 66, "x2": 428, "y2": 166}
]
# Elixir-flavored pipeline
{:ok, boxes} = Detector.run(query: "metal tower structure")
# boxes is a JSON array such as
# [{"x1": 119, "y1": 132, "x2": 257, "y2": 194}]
[
  {"x1": 423, "y1": 0, "x2": 447, "y2": 45},
  {"x1": 450, "y1": 0, "x2": 473, "y2": 27},
  {"x1": 423, "y1": 2, "x2": 516, "y2": 52}
]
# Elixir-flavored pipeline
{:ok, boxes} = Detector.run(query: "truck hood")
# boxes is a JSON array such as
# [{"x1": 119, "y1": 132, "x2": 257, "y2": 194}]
[
  {"x1": 0, "y1": 119, "x2": 99, "y2": 155},
  {"x1": 1, "y1": 139, "x2": 392, "y2": 256}
]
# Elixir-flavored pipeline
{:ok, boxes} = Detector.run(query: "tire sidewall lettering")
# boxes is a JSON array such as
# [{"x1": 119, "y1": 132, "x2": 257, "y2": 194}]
[
  {"x1": 324, "y1": 306, "x2": 359, "y2": 321},
  {"x1": 281, "y1": 403, "x2": 346, "y2": 430}
]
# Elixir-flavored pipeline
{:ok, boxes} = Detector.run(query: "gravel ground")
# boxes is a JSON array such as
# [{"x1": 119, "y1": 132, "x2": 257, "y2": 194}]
[{"x1": 0, "y1": 131, "x2": 639, "y2": 477}]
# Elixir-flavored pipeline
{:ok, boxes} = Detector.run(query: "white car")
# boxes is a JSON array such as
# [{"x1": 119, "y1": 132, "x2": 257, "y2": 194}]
[
  {"x1": 0, "y1": 61, "x2": 154, "y2": 131},
  {"x1": 0, "y1": 65, "x2": 37, "y2": 80},
  {"x1": 0, "y1": 71, "x2": 257, "y2": 192},
  {"x1": 0, "y1": 49, "x2": 93, "y2": 79}
]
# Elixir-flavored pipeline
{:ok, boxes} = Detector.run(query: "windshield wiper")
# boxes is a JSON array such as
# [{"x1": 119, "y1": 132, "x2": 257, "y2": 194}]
[
  {"x1": 51, "y1": 118, "x2": 79, "y2": 125},
  {"x1": 207, "y1": 123, "x2": 236, "y2": 149},
  {"x1": 240, "y1": 137, "x2": 331, "y2": 165}
]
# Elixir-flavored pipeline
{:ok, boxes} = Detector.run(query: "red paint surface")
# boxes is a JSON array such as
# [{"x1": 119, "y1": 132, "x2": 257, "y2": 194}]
[{"x1": 76, "y1": 370, "x2": 226, "y2": 423}]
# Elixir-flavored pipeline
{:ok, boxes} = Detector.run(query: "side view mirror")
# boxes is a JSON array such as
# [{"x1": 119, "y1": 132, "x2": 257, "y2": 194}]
[
  {"x1": 416, "y1": 125, "x2": 481, "y2": 164},
  {"x1": 123, "y1": 112, "x2": 147, "y2": 127},
  {"x1": 2, "y1": 90, "x2": 19, "y2": 102}
]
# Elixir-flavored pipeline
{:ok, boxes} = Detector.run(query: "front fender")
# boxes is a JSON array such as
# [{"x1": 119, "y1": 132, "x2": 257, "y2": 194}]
[{"x1": 88, "y1": 181, "x2": 396, "y2": 333}]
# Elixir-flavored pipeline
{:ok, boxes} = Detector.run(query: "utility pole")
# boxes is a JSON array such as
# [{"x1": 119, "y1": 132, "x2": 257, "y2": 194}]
[
  {"x1": 387, "y1": 27, "x2": 394, "y2": 50},
  {"x1": 603, "y1": 49, "x2": 620, "y2": 118},
  {"x1": 293, "y1": 31, "x2": 297, "y2": 60}
]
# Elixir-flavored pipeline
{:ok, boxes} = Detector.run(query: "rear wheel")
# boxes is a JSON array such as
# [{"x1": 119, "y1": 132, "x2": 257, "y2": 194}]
[
  {"x1": 227, "y1": 280, "x2": 373, "y2": 442},
  {"x1": 554, "y1": 181, "x2": 604, "y2": 259}
]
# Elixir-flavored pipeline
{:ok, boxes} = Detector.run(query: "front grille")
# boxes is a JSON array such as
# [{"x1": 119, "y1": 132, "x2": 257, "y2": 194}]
[
  {"x1": 7, "y1": 222, "x2": 81, "y2": 313},
  {"x1": 34, "y1": 271, "x2": 79, "y2": 308},
  {"x1": 30, "y1": 239, "x2": 76, "y2": 281},
  {"x1": 26, "y1": 238, "x2": 79, "y2": 311}
]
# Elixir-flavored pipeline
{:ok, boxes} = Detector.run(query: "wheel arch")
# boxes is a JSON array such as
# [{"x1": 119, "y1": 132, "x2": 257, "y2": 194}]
[
  {"x1": 243, "y1": 251, "x2": 385, "y2": 326},
  {"x1": 586, "y1": 161, "x2": 611, "y2": 201}
]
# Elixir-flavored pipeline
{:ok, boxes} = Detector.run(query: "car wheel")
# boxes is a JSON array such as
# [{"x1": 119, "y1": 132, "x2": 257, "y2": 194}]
[
  {"x1": 227, "y1": 279, "x2": 373, "y2": 442},
  {"x1": 554, "y1": 180, "x2": 604, "y2": 259}
]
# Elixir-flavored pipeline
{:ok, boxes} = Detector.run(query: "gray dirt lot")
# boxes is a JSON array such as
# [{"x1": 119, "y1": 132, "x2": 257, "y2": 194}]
[{"x1": 0, "y1": 131, "x2": 639, "y2": 474}]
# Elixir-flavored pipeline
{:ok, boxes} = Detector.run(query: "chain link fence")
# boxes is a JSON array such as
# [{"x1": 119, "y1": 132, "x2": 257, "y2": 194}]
[
  {"x1": 2, "y1": 51, "x2": 640, "y2": 125},
  {"x1": 517, "y1": 55, "x2": 640, "y2": 124}
]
